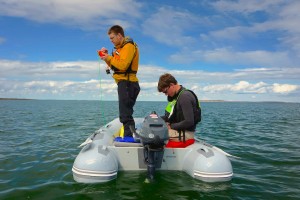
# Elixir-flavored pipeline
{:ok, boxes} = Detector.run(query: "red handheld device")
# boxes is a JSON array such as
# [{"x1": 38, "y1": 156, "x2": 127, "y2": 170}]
[{"x1": 98, "y1": 51, "x2": 105, "y2": 57}]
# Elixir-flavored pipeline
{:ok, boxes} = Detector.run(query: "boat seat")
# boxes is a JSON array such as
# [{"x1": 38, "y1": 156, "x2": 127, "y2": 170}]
[{"x1": 166, "y1": 139, "x2": 195, "y2": 148}]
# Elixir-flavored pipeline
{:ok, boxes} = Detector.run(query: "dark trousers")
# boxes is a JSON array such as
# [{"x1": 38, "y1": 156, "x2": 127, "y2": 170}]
[{"x1": 117, "y1": 81, "x2": 140, "y2": 137}]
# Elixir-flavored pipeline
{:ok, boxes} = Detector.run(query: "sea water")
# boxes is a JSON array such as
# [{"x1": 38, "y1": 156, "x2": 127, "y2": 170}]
[{"x1": 0, "y1": 100, "x2": 299, "y2": 199}]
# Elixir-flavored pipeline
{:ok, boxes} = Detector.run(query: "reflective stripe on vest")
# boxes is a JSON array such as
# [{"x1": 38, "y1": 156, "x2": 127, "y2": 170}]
[{"x1": 165, "y1": 89, "x2": 185, "y2": 119}]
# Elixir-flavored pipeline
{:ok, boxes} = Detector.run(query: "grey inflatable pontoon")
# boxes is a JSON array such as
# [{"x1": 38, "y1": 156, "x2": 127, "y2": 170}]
[{"x1": 72, "y1": 113, "x2": 233, "y2": 183}]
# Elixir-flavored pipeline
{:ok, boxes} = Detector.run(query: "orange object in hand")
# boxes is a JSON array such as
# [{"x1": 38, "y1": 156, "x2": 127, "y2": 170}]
[{"x1": 98, "y1": 51, "x2": 105, "y2": 57}]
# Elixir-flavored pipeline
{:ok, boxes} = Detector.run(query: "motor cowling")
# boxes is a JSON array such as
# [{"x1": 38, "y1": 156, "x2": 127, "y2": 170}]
[
  {"x1": 138, "y1": 112, "x2": 169, "y2": 148},
  {"x1": 134, "y1": 112, "x2": 168, "y2": 182}
]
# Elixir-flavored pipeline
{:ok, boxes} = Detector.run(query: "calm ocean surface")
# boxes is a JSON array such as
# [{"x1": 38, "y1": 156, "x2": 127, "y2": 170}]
[{"x1": 0, "y1": 100, "x2": 299, "y2": 200}]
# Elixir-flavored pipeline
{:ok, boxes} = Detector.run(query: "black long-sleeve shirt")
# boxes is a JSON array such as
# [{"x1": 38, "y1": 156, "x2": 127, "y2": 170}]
[{"x1": 167, "y1": 87, "x2": 198, "y2": 131}]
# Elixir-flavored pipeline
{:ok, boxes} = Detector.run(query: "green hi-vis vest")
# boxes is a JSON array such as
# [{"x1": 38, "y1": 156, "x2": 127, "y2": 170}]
[{"x1": 165, "y1": 89, "x2": 201, "y2": 124}]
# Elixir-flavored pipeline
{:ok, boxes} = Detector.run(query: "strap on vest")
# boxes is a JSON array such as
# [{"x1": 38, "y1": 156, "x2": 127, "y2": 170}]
[
  {"x1": 168, "y1": 130, "x2": 186, "y2": 142},
  {"x1": 113, "y1": 71, "x2": 137, "y2": 74},
  {"x1": 111, "y1": 40, "x2": 137, "y2": 81},
  {"x1": 178, "y1": 130, "x2": 186, "y2": 142}
]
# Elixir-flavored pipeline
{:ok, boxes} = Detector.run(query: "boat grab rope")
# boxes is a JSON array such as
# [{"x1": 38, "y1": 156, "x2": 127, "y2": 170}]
[{"x1": 195, "y1": 138, "x2": 240, "y2": 159}]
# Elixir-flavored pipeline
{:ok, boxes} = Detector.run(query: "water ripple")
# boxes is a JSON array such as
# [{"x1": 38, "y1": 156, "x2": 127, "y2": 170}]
[{"x1": 0, "y1": 101, "x2": 299, "y2": 199}]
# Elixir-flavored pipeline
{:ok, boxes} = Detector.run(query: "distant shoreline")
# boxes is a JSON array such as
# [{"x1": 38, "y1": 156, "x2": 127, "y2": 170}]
[
  {"x1": 0, "y1": 98, "x2": 296, "y2": 103},
  {"x1": 0, "y1": 98, "x2": 225, "y2": 102},
  {"x1": 0, "y1": 98, "x2": 34, "y2": 100}
]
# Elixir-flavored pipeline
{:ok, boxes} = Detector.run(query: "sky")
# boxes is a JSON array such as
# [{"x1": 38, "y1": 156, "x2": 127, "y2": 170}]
[{"x1": 0, "y1": 0, "x2": 300, "y2": 102}]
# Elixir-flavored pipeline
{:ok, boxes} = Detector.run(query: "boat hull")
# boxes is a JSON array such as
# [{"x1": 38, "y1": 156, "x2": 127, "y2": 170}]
[{"x1": 72, "y1": 118, "x2": 233, "y2": 183}]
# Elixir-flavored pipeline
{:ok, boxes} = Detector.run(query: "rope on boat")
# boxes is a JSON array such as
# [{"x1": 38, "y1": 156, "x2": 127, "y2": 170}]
[{"x1": 195, "y1": 138, "x2": 240, "y2": 159}]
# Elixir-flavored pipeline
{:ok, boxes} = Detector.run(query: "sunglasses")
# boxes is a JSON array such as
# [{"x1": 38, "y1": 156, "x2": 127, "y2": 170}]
[{"x1": 162, "y1": 86, "x2": 170, "y2": 94}]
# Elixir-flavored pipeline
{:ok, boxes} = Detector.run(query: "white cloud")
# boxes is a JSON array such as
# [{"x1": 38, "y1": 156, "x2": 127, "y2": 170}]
[
  {"x1": 272, "y1": 83, "x2": 298, "y2": 93},
  {"x1": 171, "y1": 48, "x2": 292, "y2": 67},
  {"x1": 1, "y1": 79, "x2": 117, "y2": 100},
  {"x1": 2, "y1": 59, "x2": 299, "y2": 83},
  {"x1": 0, "y1": 0, "x2": 142, "y2": 30},
  {"x1": 202, "y1": 81, "x2": 299, "y2": 95},
  {"x1": 202, "y1": 26, "x2": 246, "y2": 41},
  {"x1": 141, "y1": 6, "x2": 199, "y2": 46},
  {"x1": 234, "y1": 67, "x2": 300, "y2": 80},
  {"x1": 1, "y1": 59, "x2": 299, "y2": 101},
  {"x1": 0, "y1": 59, "x2": 105, "y2": 80},
  {"x1": 211, "y1": 0, "x2": 286, "y2": 14},
  {"x1": 202, "y1": 0, "x2": 300, "y2": 58}
]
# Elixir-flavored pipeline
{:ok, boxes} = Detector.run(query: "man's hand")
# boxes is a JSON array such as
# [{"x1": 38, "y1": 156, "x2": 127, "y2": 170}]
[
  {"x1": 100, "y1": 53, "x2": 109, "y2": 61},
  {"x1": 97, "y1": 47, "x2": 108, "y2": 59},
  {"x1": 166, "y1": 122, "x2": 171, "y2": 129}
]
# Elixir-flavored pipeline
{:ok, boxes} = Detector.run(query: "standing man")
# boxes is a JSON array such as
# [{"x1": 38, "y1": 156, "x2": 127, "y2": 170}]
[
  {"x1": 98, "y1": 25, "x2": 140, "y2": 137},
  {"x1": 157, "y1": 73, "x2": 201, "y2": 142}
]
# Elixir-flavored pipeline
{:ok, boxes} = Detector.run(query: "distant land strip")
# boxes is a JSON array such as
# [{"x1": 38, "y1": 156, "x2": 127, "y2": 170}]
[
  {"x1": 0, "y1": 98, "x2": 34, "y2": 100},
  {"x1": 0, "y1": 98, "x2": 295, "y2": 103},
  {"x1": 0, "y1": 98, "x2": 224, "y2": 102}
]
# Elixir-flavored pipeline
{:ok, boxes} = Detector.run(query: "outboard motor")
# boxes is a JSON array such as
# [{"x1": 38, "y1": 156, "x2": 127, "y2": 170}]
[{"x1": 131, "y1": 111, "x2": 169, "y2": 181}]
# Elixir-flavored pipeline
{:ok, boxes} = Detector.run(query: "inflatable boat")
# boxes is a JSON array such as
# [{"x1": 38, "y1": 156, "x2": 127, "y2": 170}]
[{"x1": 72, "y1": 112, "x2": 234, "y2": 183}]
